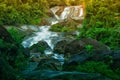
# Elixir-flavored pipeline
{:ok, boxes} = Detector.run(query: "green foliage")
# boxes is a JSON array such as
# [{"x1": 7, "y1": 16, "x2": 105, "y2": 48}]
[
  {"x1": 78, "y1": 0, "x2": 120, "y2": 50},
  {"x1": 79, "y1": 27, "x2": 120, "y2": 49},
  {"x1": 7, "y1": 27, "x2": 25, "y2": 44},
  {"x1": 50, "y1": 23, "x2": 76, "y2": 32},
  {"x1": 76, "y1": 61, "x2": 120, "y2": 79},
  {"x1": 0, "y1": 0, "x2": 49, "y2": 25}
]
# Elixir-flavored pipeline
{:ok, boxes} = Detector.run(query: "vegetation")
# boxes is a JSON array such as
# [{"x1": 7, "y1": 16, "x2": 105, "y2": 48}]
[
  {"x1": 0, "y1": 0, "x2": 120, "y2": 80},
  {"x1": 78, "y1": 0, "x2": 120, "y2": 50},
  {"x1": 50, "y1": 23, "x2": 76, "y2": 32}
]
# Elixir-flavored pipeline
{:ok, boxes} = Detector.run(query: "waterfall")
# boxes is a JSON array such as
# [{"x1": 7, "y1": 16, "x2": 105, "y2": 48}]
[
  {"x1": 21, "y1": 25, "x2": 64, "y2": 62},
  {"x1": 51, "y1": 6, "x2": 84, "y2": 21},
  {"x1": 21, "y1": 5, "x2": 84, "y2": 63}
]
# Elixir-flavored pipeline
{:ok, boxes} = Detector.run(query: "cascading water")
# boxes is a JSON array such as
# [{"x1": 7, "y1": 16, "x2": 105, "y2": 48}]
[
  {"x1": 22, "y1": 25, "x2": 64, "y2": 62},
  {"x1": 51, "y1": 6, "x2": 84, "y2": 21},
  {"x1": 21, "y1": 5, "x2": 84, "y2": 64}
]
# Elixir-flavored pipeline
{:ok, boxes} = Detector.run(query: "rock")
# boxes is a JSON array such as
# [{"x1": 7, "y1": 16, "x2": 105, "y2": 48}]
[
  {"x1": 65, "y1": 39, "x2": 86, "y2": 54},
  {"x1": 54, "y1": 40, "x2": 67, "y2": 54},
  {"x1": 23, "y1": 70, "x2": 111, "y2": 80},
  {"x1": 64, "y1": 50, "x2": 120, "y2": 69},
  {"x1": 39, "y1": 18, "x2": 51, "y2": 25},
  {"x1": 64, "y1": 51, "x2": 90, "y2": 65},
  {"x1": 35, "y1": 58, "x2": 62, "y2": 71},
  {"x1": 65, "y1": 38, "x2": 110, "y2": 56},
  {"x1": 81, "y1": 38, "x2": 110, "y2": 50},
  {"x1": 30, "y1": 41, "x2": 51, "y2": 53}
]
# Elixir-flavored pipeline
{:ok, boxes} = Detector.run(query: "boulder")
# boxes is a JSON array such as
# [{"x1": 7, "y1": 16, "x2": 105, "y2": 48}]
[
  {"x1": 35, "y1": 58, "x2": 62, "y2": 71},
  {"x1": 81, "y1": 38, "x2": 110, "y2": 50},
  {"x1": 54, "y1": 40, "x2": 67, "y2": 54},
  {"x1": 64, "y1": 50, "x2": 120, "y2": 69},
  {"x1": 30, "y1": 41, "x2": 51, "y2": 53},
  {"x1": 65, "y1": 38, "x2": 110, "y2": 55},
  {"x1": 65, "y1": 39, "x2": 86, "y2": 54}
]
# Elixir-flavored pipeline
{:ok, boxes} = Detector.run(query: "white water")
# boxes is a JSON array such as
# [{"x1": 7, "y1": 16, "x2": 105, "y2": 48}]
[
  {"x1": 60, "y1": 7, "x2": 71, "y2": 20},
  {"x1": 22, "y1": 26, "x2": 58, "y2": 49},
  {"x1": 22, "y1": 6, "x2": 83, "y2": 62},
  {"x1": 22, "y1": 25, "x2": 65, "y2": 62}
]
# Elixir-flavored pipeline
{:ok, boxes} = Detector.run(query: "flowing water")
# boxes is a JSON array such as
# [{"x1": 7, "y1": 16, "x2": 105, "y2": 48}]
[
  {"x1": 22, "y1": 25, "x2": 64, "y2": 62},
  {"x1": 21, "y1": 6, "x2": 84, "y2": 63}
]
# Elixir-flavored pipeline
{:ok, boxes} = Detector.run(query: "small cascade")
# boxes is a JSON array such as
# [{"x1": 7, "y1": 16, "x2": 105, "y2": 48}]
[
  {"x1": 22, "y1": 25, "x2": 64, "y2": 62},
  {"x1": 22, "y1": 26, "x2": 58, "y2": 49},
  {"x1": 50, "y1": 6, "x2": 84, "y2": 21}
]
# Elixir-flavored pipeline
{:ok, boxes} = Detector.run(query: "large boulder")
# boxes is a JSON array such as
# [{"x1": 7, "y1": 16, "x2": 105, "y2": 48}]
[
  {"x1": 65, "y1": 39, "x2": 86, "y2": 54},
  {"x1": 80, "y1": 38, "x2": 110, "y2": 50},
  {"x1": 65, "y1": 38, "x2": 110, "y2": 55}
]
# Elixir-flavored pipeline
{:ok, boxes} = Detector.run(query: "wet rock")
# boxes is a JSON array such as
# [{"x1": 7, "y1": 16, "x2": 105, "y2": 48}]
[
  {"x1": 39, "y1": 18, "x2": 51, "y2": 25},
  {"x1": 35, "y1": 58, "x2": 62, "y2": 71},
  {"x1": 64, "y1": 50, "x2": 120, "y2": 69},
  {"x1": 23, "y1": 70, "x2": 111, "y2": 80},
  {"x1": 30, "y1": 41, "x2": 51, "y2": 53},
  {"x1": 54, "y1": 40, "x2": 67, "y2": 54},
  {"x1": 65, "y1": 39, "x2": 86, "y2": 54}
]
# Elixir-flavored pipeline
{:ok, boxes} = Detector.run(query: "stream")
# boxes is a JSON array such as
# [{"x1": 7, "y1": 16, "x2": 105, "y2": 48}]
[{"x1": 21, "y1": 6, "x2": 84, "y2": 66}]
